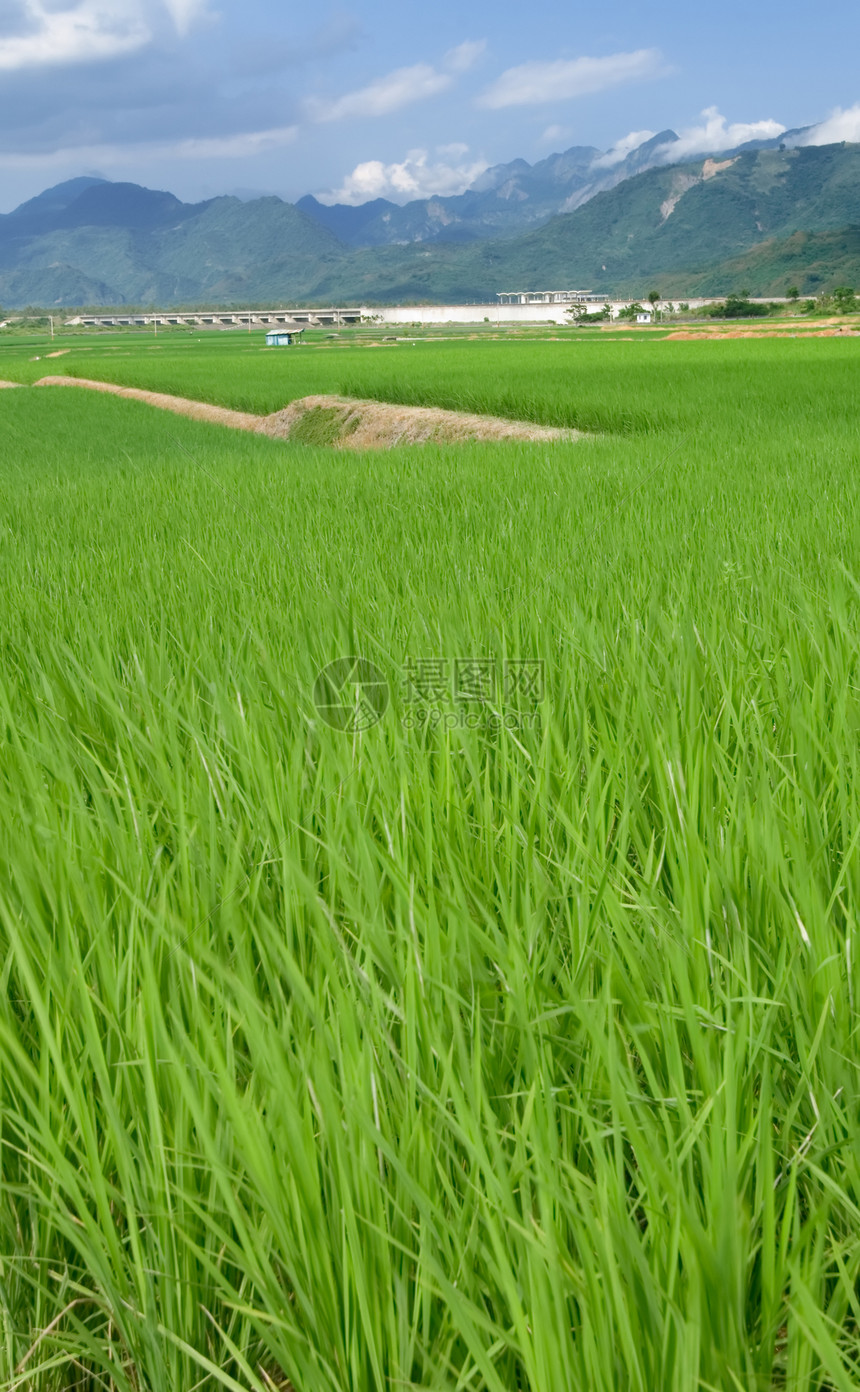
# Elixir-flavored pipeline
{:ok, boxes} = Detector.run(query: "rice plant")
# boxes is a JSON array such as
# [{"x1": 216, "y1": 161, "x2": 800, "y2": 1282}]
[{"x1": 0, "y1": 337, "x2": 858, "y2": 1390}]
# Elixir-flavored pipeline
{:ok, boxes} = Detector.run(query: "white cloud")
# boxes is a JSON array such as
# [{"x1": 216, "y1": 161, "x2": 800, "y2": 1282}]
[
  {"x1": 444, "y1": 38, "x2": 485, "y2": 73},
  {"x1": 476, "y1": 49, "x2": 666, "y2": 109},
  {"x1": 0, "y1": 0, "x2": 208, "y2": 71},
  {"x1": 592, "y1": 128, "x2": 656, "y2": 168},
  {"x1": 801, "y1": 103, "x2": 860, "y2": 146},
  {"x1": 658, "y1": 106, "x2": 785, "y2": 161},
  {"x1": 0, "y1": 0, "x2": 146, "y2": 69},
  {"x1": 320, "y1": 146, "x2": 488, "y2": 205},
  {"x1": 168, "y1": 126, "x2": 298, "y2": 159},
  {"x1": 306, "y1": 37, "x2": 485, "y2": 121},
  {"x1": 0, "y1": 124, "x2": 296, "y2": 168},
  {"x1": 307, "y1": 62, "x2": 452, "y2": 122}
]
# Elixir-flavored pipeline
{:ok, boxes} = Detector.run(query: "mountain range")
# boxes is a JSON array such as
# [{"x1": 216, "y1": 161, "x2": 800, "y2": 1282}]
[
  {"x1": 1, "y1": 131, "x2": 859, "y2": 309},
  {"x1": 295, "y1": 132, "x2": 683, "y2": 246}
]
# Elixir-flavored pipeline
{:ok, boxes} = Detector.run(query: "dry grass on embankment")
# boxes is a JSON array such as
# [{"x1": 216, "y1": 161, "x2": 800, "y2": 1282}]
[
  {"x1": 35, "y1": 376, "x2": 262, "y2": 431},
  {"x1": 33, "y1": 377, "x2": 580, "y2": 447}
]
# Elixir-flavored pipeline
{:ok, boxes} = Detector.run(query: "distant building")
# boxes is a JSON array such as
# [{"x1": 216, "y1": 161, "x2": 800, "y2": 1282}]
[
  {"x1": 496, "y1": 289, "x2": 600, "y2": 306},
  {"x1": 636, "y1": 312, "x2": 653, "y2": 324},
  {"x1": 265, "y1": 324, "x2": 305, "y2": 346}
]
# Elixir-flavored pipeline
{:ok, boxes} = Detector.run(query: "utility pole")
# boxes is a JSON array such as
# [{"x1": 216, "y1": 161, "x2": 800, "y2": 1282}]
[{"x1": 48, "y1": 315, "x2": 54, "y2": 340}]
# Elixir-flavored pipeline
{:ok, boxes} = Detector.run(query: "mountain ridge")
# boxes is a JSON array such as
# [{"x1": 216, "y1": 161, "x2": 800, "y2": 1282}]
[
  {"x1": 296, "y1": 137, "x2": 669, "y2": 247},
  {"x1": 1, "y1": 137, "x2": 858, "y2": 309},
  {"x1": 292, "y1": 126, "x2": 816, "y2": 248}
]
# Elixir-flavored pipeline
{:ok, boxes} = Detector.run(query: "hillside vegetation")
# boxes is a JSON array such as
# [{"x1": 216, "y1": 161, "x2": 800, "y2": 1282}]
[
  {"x1": 681, "y1": 224, "x2": 860, "y2": 295},
  {"x1": 321, "y1": 143, "x2": 860, "y2": 302},
  {"x1": 1, "y1": 143, "x2": 860, "y2": 306},
  {"x1": 0, "y1": 180, "x2": 343, "y2": 307}
]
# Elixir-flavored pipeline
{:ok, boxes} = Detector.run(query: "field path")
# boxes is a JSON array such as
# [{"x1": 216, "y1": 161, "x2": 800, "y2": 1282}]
[
  {"x1": 35, "y1": 375, "x2": 261, "y2": 430},
  {"x1": 33, "y1": 376, "x2": 579, "y2": 447}
]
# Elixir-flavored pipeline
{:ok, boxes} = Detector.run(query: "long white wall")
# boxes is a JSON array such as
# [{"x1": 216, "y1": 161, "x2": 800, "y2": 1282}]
[
  {"x1": 360, "y1": 298, "x2": 775, "y2": 326},
  {"x1": 363, "y1": 303, "x2": 569, "y2": 326}
]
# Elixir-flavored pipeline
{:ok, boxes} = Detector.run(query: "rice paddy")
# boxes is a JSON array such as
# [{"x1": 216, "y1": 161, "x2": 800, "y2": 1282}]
[{"x1": 1, "y1": 327, "x2": 859, "y2": 1391}]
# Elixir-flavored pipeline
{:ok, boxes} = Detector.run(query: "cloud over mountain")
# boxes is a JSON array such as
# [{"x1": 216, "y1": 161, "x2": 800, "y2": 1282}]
[
  {"x1": 801, "y1": 103, "x2": 860, "y2": 146},
  {"x1": 592, "y1": 129, "x2": 657, "y2": 168},
  {"x1": 0, "y1": 0, "x2": 857, "y2": 222},
  {"x1": 655, "y1": 107, "x2": 785, "y2": 160},
  {"x1": 320, "y1": 144, "x2": 487, "y2": 204}
]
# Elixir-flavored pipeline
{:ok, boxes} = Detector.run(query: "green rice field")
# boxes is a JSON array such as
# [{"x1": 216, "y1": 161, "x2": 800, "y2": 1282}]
[{"x1": 1, "y1": 328, "x2": 859, "y2": 1391}]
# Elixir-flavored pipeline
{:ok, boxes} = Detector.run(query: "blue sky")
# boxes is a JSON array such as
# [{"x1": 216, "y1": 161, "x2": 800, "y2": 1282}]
[{"x1": 1, "y1": 0, "x2": 859, "y2": 211}]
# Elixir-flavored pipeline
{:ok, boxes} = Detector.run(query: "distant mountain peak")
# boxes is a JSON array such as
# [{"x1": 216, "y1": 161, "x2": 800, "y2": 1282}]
[
  {"x1": 294, "y1": 133, "x2": 692, "y2": 250},
  {"x1": 645, "y1": 129, "x2": 679, "y2": 148},
  {"x1": 9, "y1": 175, "x2": 109, "y2": 219},
  {"x1": 469, "y1": 158, "x2": 533, "y2": 194}
]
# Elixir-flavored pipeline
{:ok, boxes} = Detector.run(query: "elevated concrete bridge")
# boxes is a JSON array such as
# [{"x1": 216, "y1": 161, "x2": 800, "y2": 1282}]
[{"x1": 65, "y1": 308, "x2": 363, "y2": 328}]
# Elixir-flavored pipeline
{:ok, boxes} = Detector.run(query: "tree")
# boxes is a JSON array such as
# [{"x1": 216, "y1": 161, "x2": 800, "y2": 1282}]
[
  {"x1": 705, "y1": 295, "x2": 770, "y2": 319},
  {"x1": 568, "y1": 303, "x2": 610, "y2": 325},
  {"x1": 832, "y1": 286, "x2": 858, "y2": 314},
  {"x1": 787, "y1": 286, "x2": 799, "y2": 300}
]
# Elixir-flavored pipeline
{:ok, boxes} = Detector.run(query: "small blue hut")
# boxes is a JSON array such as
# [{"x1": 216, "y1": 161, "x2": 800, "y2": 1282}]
[{"x1": 265, "y1": 326, "x2": 304, "y2": 347}]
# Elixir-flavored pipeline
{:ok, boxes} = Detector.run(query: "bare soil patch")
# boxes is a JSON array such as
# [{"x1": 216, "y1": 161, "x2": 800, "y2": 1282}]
[
  {"x1": 34, "y1": 377, "x2": 579, "y2": 447},
  {"x1": 666, "y1": 327, "x2": 860, "y2": 340},
  {"x1": 0, "y1": 380, "x2": 23, "y2": 389}
]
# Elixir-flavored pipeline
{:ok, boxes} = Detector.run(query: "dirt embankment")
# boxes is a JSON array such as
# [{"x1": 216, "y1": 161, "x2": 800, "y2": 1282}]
[
  {"x1": 35, "y1": 376, "x2": 262, "y2": 430},
  {"x1": 33, "y1": 377, "x2": 579, "y2": 447},
  {"x1": 261, "y1": 394, "x2": 577, "y2": 446}
]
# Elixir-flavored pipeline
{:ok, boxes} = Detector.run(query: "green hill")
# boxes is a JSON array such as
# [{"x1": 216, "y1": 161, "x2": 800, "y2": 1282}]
[
  {"x1": 3, "y1": 144, "x2": 860, "y2": 308},
  {"x1": 680, "y1": 226, "x2": 860, "y2": 296},
  {"x1": 0, "y1": 185, "x2": 347, "y2": 307},
  {"x1": 397, "y1": 143, "x2": 860, "y2": 300},
  {"x1": 285, "y1": 142, "x2": 860, "y2": 303}
]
